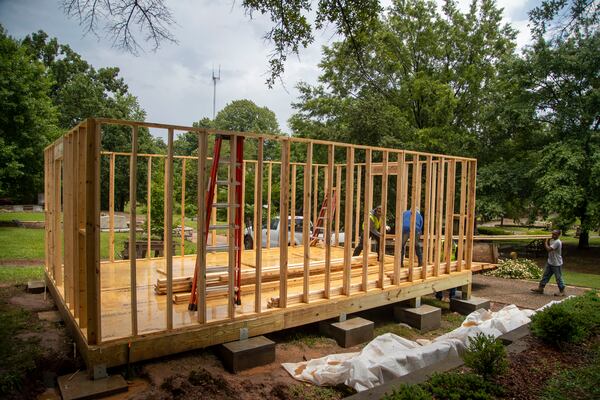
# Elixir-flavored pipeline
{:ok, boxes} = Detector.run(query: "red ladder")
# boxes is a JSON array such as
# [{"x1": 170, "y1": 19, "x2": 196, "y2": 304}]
[
  {"x1": 309, "y1": 189, "x2": 336, "y2": 246},
  {"x1": 188, "y1": 134, "x2": 244, "y2": 311}
]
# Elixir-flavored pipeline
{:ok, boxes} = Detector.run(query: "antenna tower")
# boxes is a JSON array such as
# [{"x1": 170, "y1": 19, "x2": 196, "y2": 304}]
[{"x1": 212, "y1": 65, "x2": 221, "y2": 119}]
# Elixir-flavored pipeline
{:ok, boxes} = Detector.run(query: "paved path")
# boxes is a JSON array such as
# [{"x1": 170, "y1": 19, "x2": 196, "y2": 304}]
[{"x1": 471, "y1": 274, "x2": 589, "y2": 310}]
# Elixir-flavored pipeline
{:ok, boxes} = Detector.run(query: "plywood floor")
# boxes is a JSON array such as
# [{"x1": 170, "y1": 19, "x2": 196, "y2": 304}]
[{"x1": 55, "y1": 246, "x2": 490, "y2": 342}]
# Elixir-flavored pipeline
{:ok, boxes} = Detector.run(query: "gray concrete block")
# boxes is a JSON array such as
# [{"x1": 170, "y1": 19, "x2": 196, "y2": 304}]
[
  {"x1": 58, "y1": 371, "x2": 127, "y2": 400},
  {"x1": 329, "y1": 317, "x2": 374, "y2": 348},
  {"x1": 38, "y1": 310, "x2": 62, "y2": 322},
  {"x1": 450, "y1": 297, "x2": 491, "y2": 315},
  {"x1": 27, "y1": 280, "x2": 46, "y2": 294},
  {"x1": 394, "y1": 304, "x2": 441, "y2": 332},
  {"x1": 220, "y1": 336, "x2": 275, "y2": 373}
]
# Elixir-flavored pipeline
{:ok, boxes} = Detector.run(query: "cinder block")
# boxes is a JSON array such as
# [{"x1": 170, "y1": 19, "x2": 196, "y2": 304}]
[
  {"x1": 27, "y1": 280, "x2": 46, "y2": 294},
  {"x1": 220, "y1": 336, "x2": 275, "y2": 373},
  {"x1": 450, "y1": 297, "x2": 490, "y2": 315},
  {"x1": 58, "y1": 371, "x2": 127, "y2": 400},
  {"x1": 394, "y1": 304, "x2": 441, "y2": 332},
  {"x1": 329, "y1": 317, "x2": 374, "y2": 348}
]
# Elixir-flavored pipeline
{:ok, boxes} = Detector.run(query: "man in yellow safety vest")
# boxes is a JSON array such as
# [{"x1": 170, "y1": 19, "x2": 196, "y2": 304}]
[{"x1": 352, "y1": 205, "x2": 385, "y2": 260}]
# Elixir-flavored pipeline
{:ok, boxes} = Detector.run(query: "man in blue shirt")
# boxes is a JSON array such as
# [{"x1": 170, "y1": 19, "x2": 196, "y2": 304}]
[{"x1": 401, "y1": 210, "x2": 423, "y2": 267}]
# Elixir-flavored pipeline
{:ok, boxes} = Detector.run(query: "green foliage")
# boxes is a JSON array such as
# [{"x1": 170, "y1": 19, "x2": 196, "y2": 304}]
[
  {"x1": 530, "y1": 292, "x2": 600, "y2": 346},
  {"x1": 541, "y1": 343, "x2": 600, "y2": 400},
  {"x1": 0, "y1": 266, "x2": 43, "y2": 285},
  {"x1": 486, "y1": 258, "x2": 543, "y2": 280},
  {"x1": 424, "y1": 372, "x2": 500, "y2": 400},
  {"x1": 382, "y1": 383, "x2": 431, "y2": 400},
  {"x1": 477, "y1": 226, "x2": 511, "y2": 235},
  {"x1": 0, "y1": 25, "x2": 60, "y2": 203},
  {"x1": 0, "y1": 227, "x2": 45, "y2": 260},
  {"x1": 462, "y1": 333, "x2": 508, "y2": 379},
  {"x1": 0, "y1": 211, "x2": 45, "y2": 221},
  {"x1": 286, "y1": 383, "x2": 346, "y2": 400}
]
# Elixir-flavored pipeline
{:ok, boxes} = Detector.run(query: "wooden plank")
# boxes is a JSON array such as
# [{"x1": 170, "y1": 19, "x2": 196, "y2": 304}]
[
  {"x1": 394, "y1": 152, "x2": 405, "y2": 285},
  {"x1": 53, "y1": 158, "x2": 62, "y2": 287},
  {"x1": 77, "y1": 128, "x2": 86, "y2": 324},
  {"x1": 355, "y1": 165, "x2": 361, "y2": 245},
  {"x1": 456, "y1": 161, "x2": 467, "y2": 271},
  {"x1": 303, "y1": 143, "x2": 313, "y2": 303},
  {"x1": 255, "y1": 139, "x2": 264, "y2": 313},
  {"x1": 379, "y1": 151, "x2": 388, "y2": 288},
  {"x1": 240, "y1": 160, "x2": 246, "y2": 257},
  {"x1": 211, "y1": 185, "x2": 217, "y2": 247},
  {"x1": 266, "y1": 162, "x2": 272, "y2": 249},
  {"x1": 444, "y1": 160, "x2": 456, "y2": 273},
  {"x1": 428, "y1": 163, "x2": 437, "y2": 262},
  {"x1": 129, "y1": 126, "x2": 139, "y2": 336},
  {"x1": 147, "y1": 158, "x2": 152, "y2": 259},
  {"x1": 109, "y1": 153, "x2": 115, "y2": 262},
  {"x1": 465, "y1": 160, "x2": 477, "y2": 270},
  {"x1": 422, "y1": 156, "x2": 432, "y2": 278},
  {"x1": 343, "y1": 147, "x2": 354, "y2": 295},
  {"x1": 434, "y1": 158, "x2": 445, "y2": 277},
  {"x1": 279, "y1": 140, "x2": 290, "y2": 308},
  {"x1": 408, "y1": 156, "x2": 419, "y2": 281},
  {"x1": 290, "y1": 164, "x2": 297, "y2": 247},
  {"x1": 196, "y1": 132, "x2": 208, "y2": 323},
  {"x1": 325, "y1": 144, "x2": 334, "y2": 298},
  {"x1": 313, "y1": 165, "x2": 319, "y2": 232},
  {"x1": 228, "y1": 136, "x2": 237, "y2": 318},
  {"x1": 85, "y1": 118, "x2": 100, "y2": 344},
  {"x1": 165, "y1": 128, "x2": 174, "y2": 329},
  {"x1": 70, "y1": 134, "x2": 80, "y2": 315},
  {"x1": 63, "y1": 135, "x2": 72, "y2": 306},
  {"x1": 334, "y1": 165, "x2": 342, "y2": 245},
  {"x1": 180, "y1": 158, "x2": 186, "y2": 257},
  {"x1": 362, "y1": 148, "x2": 372, "y2": 291}
]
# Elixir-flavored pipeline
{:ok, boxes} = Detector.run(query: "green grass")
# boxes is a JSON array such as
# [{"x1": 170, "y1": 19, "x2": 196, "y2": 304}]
[
  {"x1": 561, "y1": 270, "x2": 600, "y2": 289},
  {"x1": 0, "y1": 211, "x2": 45, "y2": 222},
  {"x1": 0, "y1": 228, "x2": 45, "y2": 260},
  {"x1": 0, "y1": 266, "x2": 44, "y2": 285}
]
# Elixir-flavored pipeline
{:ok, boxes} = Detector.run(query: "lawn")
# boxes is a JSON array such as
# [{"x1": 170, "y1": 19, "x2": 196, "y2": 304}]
[
  {"x1": 0, "y1": 211, "x2": 45, "y2": 222},
  {"x1": 0, "y1": 266, "x2": 44, "y2": 285}
]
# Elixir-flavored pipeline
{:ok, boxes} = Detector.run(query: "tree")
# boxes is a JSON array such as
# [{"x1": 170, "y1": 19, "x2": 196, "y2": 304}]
[
  {"x1": 61, "y1": 0, "x2": 381, "y2": 86},
  {"x1": 0, "y1": 26, "x2": 60, "y2": 203}
]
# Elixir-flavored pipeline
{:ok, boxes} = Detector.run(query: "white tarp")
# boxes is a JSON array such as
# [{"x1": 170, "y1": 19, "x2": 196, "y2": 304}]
[{"x1": 282, "y1": 304, "x2": 534, "y2": 392}]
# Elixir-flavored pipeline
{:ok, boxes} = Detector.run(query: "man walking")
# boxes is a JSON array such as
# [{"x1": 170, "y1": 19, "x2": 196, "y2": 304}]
[{"x1": 531, "y1": 229, "x2": 566, "y2": 296}]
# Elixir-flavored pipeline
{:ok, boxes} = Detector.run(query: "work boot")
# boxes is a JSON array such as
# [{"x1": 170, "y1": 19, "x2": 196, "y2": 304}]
[
  {"x1": 554, "y1": 289, "x2": 566, "y2": 297},
  {"x1": 530, "y1": 286, "x2": 544, "y2": 294}
]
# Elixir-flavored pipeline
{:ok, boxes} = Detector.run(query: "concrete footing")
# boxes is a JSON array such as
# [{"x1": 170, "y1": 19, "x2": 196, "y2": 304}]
[
  {"x1": 57, "y1": 371, "x2": 127, "y2": 400},
  {"x1": 450, "y1": 297, "x2": 491, "y2": 315},
  {"x1": 322, "y1": 317, "x2": 374, "y2": 348},
  {"x1": 219, "y1": 336, "x2": 275, "y2": 373},
  {"x1": 393, "y1": 304, "x2": 441, "y2": 332},
  {"x1": 27, "y1": 280, "x2": 45, "y2": 294}
]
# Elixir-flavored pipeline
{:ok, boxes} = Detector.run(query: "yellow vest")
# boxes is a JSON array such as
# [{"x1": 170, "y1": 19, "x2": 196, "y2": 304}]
[{"x1": 363, "y1": 213, "x2": 381, "y2": 231}]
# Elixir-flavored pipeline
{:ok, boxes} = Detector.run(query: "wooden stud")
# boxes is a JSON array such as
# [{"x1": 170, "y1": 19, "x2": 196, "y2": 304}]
[
  {"x1": 77, "y1": 127, "x2": 86, "y2": 324},
  {"x1": 465, "y1": 160, "x2": 477, "y2": 270},
  {"x1": 313, "y1": 165, "x2": 319, "y2": 231},
  {"x1": 84, "y1": 119, "x2": 101, "y2": 344},
  {"x1": 147, "y1": 158, "x2": 152, "y2": 259},
  {"x1": 240, "y1": 160, "x2": 246, "y2": 256},
  {"x1": 53, "y1": 158, "x2": 62, "y2": 287},
  {"x1": 266, "y1": 162, "x2": 272, "y2": 249},
  {"x1": 343, "y1": 148, "x2": 354, "y2": 295},
  {"x1": 408, "y1": 156, "x2": 421, "y2": 281},
  {"x1": 355, "y1": 165, "x2": 362, "y2": 246},
  {"x1": 290, "y1": 164, "x2": 297, "y2": 246},
  {"x1": 63, "y1": 135, "x2": 72, "y2": 306},
  {"x1": 434, "y1": 158, "x2": 445, "y2": 277},
  {"x1": 70, "y1": 135, "x2": 80, "y2": 314},
  {"x1": 129, "y1": 126, "x2": 138, "y2": 336},
  {"x1": 109, "y1": 153, "x2": 115, "y2": 261},
  {"x1": 456, "y1": 161, "x2": 467, "y2": 271},
  {"x1": 255, "y1": 139, "x2": 264, "y2": 312},
  {"x1": 362, "y1": 148, "x2": 372, "y2": 292},
  {"x1": 394, "y1": 152, "x2": 405, "y2": 285},
  {"x1": 228, "y1": 136, "x2": 237, "y2": 318},
  {"x1": 422, "y1": 156, "x2": 433, "y2": 278},
  {"x1": 428, "y1": 163, "x2": 437, "y2": 262},
  {"x1": 444, "y1": 160, "x2": 456, "y2": 272},
  {"x1": 211, "y1": 185, "x2": 217, "y2": 247},
  {"x1": 335, "y1": 165, "x2": 342, "y2": 246},
  {"x1": 165, "y1": 128, "x2": 174, "y2": 329},
  {"x1": 197, "y1": 132, "x2": 208, "y2": 323},
  {"x1": 303, "y1": 143, "x2": 313, "y2": 303},
  {"x1": 279, "y1": 140, "x2": 290, "y2": 307},
  {"x1": 181, "y1": 158, "x2": 187, "y2": 257},
  {"x1": 379, "y1": 151, "x2": 388, "y2": 288},
  {"x1": 325, "y1": 144, "x2": 334, "y2": 298}
]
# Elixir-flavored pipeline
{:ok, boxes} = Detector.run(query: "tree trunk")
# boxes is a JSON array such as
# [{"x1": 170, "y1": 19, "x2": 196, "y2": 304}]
[{"x1": 578, "y1": 229, "x2": 589, "y2": 249}]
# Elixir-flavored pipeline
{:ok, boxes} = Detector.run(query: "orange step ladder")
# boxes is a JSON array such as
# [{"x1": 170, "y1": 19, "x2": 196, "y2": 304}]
[{"x1": 309, "y1": 189, "x2": 336, "y2": 246}]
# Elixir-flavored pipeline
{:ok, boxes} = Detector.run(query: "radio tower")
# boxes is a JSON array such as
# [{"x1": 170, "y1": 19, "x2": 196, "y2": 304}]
[{"x1": 212, "y1": 65, "x2": 221, "y2": 119}]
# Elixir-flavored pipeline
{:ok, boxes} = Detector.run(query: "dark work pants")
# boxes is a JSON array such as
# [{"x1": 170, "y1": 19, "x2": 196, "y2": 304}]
[{"x1": 353, "y1": 231, "x2": 381, "y2": 260}]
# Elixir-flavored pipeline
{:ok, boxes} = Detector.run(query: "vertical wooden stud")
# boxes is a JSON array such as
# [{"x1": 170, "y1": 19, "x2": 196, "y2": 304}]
[
  {"x1": 324, "y1": 144, "x2": 334, "y2": 298},
  {"x1": 254, "y1": 139, "x2": 264, "y2": 312},
  {"x1": 465, "y1": 160, "x2": 477, "y2": 270},
  {"x1": 444, "y1": 160, "x2": 456, "y2": 273},
  {"x1": 147, "y1": 158, "x2": 152, "y2": 258},
  {"x1": 394, "y1": 152, "x2": 405, "y2": 285},
  {"x1": 109, "y1": 153, "x2": 115, "y2": 261},
  {"x1": 290, "y1": 164, "x2": 297, "y2": 246},
  {"x1": 181, "y1": 158, "x2": 187, "y2": 257},
  {"x1": 266, "y1": 163, "x2": 272, "y2": 249},
  {"x1": 379, "y1": 151, "x2": 388, "y2": 288},
  {"x1": 434, "y1": 158, "x2": 445, "y2": 277},
  {"x1": 196, "y1": 132, "x2": 208, "y2": 323},
  {"x1": 302, "y1": 143, "x2": 313, "y2": 303},
  {"x1": 129, "y1": 126, "x2": 138, "y2": 335},
  {"x1": 279, "y1": 140, "x2": 290, "y2": 307},
  {"x1": 165, "y1": 128, "x2": 174, "y2": 329},
  {"x1": 335, "y1": 165, "x2": 342, "y2": 246},
  {"x1": 422, "y1": 156, "x2": 433, "y2": 279},
  {"x1": 362, "y1": 149, "x2": 372, "y2": 292},
  {"x1": 343, "y1": 147, "x2": 354, "y2": 295},
  {"x1": 355, "y1": 165, "x2": 362, "y2": 246}
]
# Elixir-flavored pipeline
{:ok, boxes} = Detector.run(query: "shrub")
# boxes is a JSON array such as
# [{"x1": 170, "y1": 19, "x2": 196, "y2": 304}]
[
  {"x1": 382, "y1": 384, "x2": 431, "y2": 400},
  {"x1": 477, "y1": 226, "x2": 510, "y2": 235},
  {"x1": 531, "y1": 301, "x2": 587, "y2": 346},
  {"x1": 462, "y1": 333, "x2": 508, "y2": 379},
  {"x1": 485, "y1": 258, "x2": 542, "y2": 280},
  {"x1": 424, "y1": 372, "x2": 500, "y2": 399}
]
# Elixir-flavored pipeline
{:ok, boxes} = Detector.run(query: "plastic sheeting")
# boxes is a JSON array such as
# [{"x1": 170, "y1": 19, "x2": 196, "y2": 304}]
[{"x1": 282, "y1": 304, "x2": 534, "y2": 392}]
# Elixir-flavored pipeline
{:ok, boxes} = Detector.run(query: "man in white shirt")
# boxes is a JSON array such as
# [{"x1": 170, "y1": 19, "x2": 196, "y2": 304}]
[{"x1": 531, "y1": 229, "x2": 566, "y2": 296}]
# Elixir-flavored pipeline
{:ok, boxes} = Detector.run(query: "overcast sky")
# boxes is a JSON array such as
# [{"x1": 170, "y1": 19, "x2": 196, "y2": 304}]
[{"x1": 0, "y1": 0, "x2": 538, "y2": 134}]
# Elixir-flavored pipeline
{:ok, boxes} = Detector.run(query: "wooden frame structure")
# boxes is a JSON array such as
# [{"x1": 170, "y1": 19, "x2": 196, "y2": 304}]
[{"x1": 44, "y1": 118, "x2": 481, "y2": 370}]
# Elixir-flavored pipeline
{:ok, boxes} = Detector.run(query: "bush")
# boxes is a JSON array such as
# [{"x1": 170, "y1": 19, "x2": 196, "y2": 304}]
[
  {"x1": 382, "y1": 384, "x2": 431, "y2": 400},
  {"x1": 477, "y1": 226, "x2": 511, "y2": 235},
  {"x1": 462, "y1": 333, "x2": 508, "y2": 379},
  {"x1": 530, "y1": 292, "x2": 600, "y2": 346},
  {"x1": 424, "y1": 372, "x2": 500, "y2": 399},
  {"x1": 485, "y1": 258, "x2": 542, "y2": 280}
]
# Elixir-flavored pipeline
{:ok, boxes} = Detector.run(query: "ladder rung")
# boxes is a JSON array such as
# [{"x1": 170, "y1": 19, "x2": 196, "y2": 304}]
[
  {"x1": 209, "y1": 224, "x2": 239, "y2": 230},
  {"x1": 206, "y1": 244, "x2": 240, "y2": 251},
  {"x1": 216, "y1": 180, "x2": 240, "y2": 186},
  {"x1": 212, "y1": 203, "x2": 240, "y2": 208}
]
